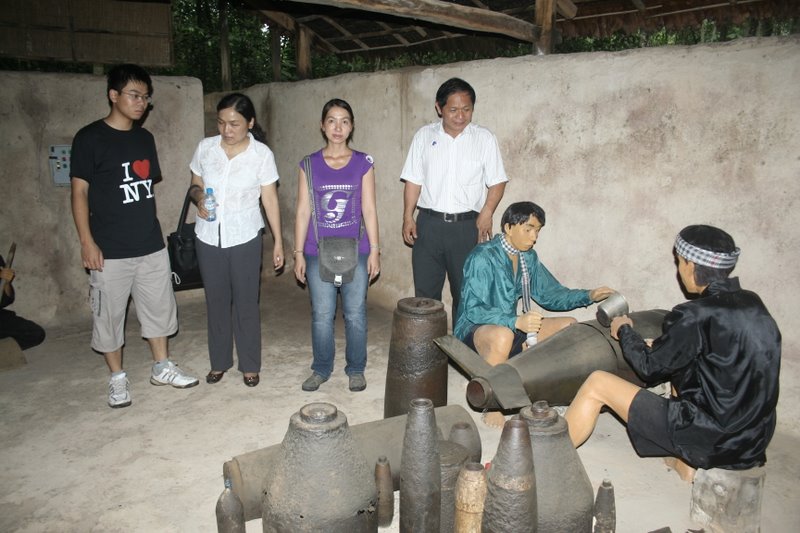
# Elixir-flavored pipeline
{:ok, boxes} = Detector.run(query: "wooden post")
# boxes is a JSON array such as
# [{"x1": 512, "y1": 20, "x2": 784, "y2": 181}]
[
  {"x1": 296, "y1": 25, "x2": 312, "y2": 80},
  {"x1": 535, "y1": 0, "x2": 556, "y2": 55},
  {"x1": 270, "y1": 29, "x2": 282, "y2": 82},
  {"x1": 219, "y1": 0, "x2": 232, "y2": 91}
]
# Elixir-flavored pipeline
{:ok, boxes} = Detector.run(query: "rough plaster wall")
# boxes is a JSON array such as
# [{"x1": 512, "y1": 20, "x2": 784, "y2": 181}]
[
  {"x1": 206, "y1": 37, "x2": 800, "y2": 433},
  {"x1": 212, "y1": 37, "x2": 798, "y2": 346},
  {"x1": 0, "y1": 71, "x2": 204, "y2": 326}
]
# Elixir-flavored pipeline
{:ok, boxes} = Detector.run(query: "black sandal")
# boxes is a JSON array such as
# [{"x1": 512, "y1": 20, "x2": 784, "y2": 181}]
[
  {"x1": 206, "y1": 371, "x2": 225, "y2": 384},
  {"x1": 243, "y1": 374, "x2": 260, "y2": 387}
]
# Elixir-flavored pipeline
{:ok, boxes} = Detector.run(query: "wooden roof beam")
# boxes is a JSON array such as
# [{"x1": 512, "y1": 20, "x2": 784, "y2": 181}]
[
  {"x1": 319, "y1": 15, "x2": 370, "y2": 49},
  {"x1": 274, "y1": 0, "x2": 537, "y2": 42},
  {"x1": 258, "y1": 9, "x2": 340, "y2": 53}
]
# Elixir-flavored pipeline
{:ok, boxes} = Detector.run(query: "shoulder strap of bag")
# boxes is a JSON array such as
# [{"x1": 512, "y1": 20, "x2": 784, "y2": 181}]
[
  {"x1": 303, "y1": 156, "x2": 321, "y2": 245},
  {"x1": 177, "y1": 187, "x2": 194, "y2": 233}
]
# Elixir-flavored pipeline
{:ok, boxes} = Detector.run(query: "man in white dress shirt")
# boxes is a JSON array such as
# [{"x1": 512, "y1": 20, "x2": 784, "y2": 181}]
[{"x1": 401, "y1": 78, "x2": 508, "y2": 321}]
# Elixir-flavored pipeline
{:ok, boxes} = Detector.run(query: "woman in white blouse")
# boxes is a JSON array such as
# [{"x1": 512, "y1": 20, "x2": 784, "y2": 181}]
[{"x1": 188, "y1": 93, "x2": 284, "y2": 387}]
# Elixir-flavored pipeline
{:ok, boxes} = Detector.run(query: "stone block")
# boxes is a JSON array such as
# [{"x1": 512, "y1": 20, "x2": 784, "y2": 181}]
[
  {"x1": 0, "y1": 337, "x2": 27, "y2": 371},
  {"x1": 690, "y1": 466, "x2": 766, "y2": 532}
]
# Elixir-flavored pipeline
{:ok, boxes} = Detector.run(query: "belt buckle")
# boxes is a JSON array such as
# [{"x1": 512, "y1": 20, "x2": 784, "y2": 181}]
[{"x1": 443, "y1": 212, "x2": 456, "y2": 223}]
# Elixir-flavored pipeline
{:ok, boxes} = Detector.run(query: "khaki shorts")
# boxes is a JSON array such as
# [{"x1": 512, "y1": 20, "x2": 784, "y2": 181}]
[{"x1": 89, "y1": 248, "x2": 178, "y2": 353}]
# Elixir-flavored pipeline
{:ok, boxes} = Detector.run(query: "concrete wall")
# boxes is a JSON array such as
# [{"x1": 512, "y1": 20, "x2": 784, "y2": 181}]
[{"x1": 0, "y1": 71, "x2": 204, "y2": 326}]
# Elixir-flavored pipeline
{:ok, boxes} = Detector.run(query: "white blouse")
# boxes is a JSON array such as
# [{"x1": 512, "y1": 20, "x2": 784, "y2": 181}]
[{"x1": 190, "y1": 133, "x2": 280, "y2": 248}]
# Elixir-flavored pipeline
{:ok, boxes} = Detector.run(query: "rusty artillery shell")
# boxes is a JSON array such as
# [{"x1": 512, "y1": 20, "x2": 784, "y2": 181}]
[
  {"x1": 375, "y1": 456, "x2": 395, "y2": 527},
  {"x1": 593, "y1": 479, "x2": 616, "y2": 533},
  {"x1": 440, "y1": 440, "x2": 470, "y2": 533},
  {"x1": 481, "y1": 419, "x2": 536, "y2": 533},
  {"x1": 521, "y1": 400, "x2": 593, "y2": 533},
  {"x1": 454, "y1": 462, "x2": 487, "y2": 533},
  {"x1": 449, "y1": 421, "x2": 482, "y2": 463},
  {"x1": 224, "y1": 405, "x2": 479, "y2": 523},
  {"x1": 216, "y1": 478, "x2": 245, "y2": 533},
  {"x1": 400, "y1": 398, "x2": 441, "y2": 532},
  {"x1": 262, "y1": 402, "x2": 377, "y2": 532},
  {"x1": 384, "y1": 298, "x2": 448, "y2": 418}
]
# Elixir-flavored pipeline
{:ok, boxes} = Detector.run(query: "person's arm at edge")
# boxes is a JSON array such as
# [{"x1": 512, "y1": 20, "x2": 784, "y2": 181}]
[
  {"x1": 402, "y1": 181, "x2": 421, "y2": 246},
  {"x1": 293, "y1": 167, "x2": 312, "y2": 284},
  {"x1": 189, "y1": 173, "x2": 209, "y2": 219},
  {"x1": 475, "y1": 182, "x2": 506, "y2": 242},
  {"x1": 260, "y1": 182, "x2": 283, "y2": 271},
  {"x1": 361, "y1": 167, "x2": 380, "y2": 280},
  {"x1": 70, "y1": 177, "x2": 104, "y2": 271}
]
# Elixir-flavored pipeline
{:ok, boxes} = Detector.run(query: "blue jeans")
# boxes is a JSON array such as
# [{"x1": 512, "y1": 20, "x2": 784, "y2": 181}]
[{"x1": 305, "y1": 254, "x2": 369, "y2": 378}]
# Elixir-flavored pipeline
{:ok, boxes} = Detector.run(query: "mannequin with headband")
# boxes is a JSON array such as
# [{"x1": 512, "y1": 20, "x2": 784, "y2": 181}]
[{"x1": 563, "y1": 224, "x2": 780, "y2": 481}]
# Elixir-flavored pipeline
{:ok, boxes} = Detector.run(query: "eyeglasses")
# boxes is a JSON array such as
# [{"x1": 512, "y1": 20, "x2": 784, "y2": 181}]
[{"x1": 120, "y1": 91, "x2": 152, "y2": 104}]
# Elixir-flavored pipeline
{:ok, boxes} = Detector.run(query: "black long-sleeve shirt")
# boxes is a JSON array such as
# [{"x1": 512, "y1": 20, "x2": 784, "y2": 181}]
[
  {"x1": 0, "y1": 255, "x2": 14, "y2": 309},
  {"x1": 619, "y1": 277, "x2": 781, "y2": 469}
]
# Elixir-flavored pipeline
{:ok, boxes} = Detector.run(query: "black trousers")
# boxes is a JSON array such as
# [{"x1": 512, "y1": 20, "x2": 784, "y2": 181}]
[
  {"x1": 0, "y1": 309, "x2": 45, "y2": 350},
  {"x1": 411, "y1": 210, "x2": 478, "y2": 321}
]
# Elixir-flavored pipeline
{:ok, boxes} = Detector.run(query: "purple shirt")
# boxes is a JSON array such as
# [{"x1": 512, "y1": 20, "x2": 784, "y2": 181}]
[{"x1": 300, "y1": 149, "x2": 374, "y2": 256}]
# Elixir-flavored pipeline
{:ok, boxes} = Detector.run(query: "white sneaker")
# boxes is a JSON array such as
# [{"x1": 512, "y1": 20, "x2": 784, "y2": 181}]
[
  {"x1": 108, "y1": 372, "x2": 132, "y2": 408},
  {"x1": 150, "y1": 360, "x2": 199, "y2": 389}
]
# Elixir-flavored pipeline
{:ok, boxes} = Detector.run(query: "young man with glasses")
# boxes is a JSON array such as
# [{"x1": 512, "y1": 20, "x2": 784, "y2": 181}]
[{"x1": 70, "y1": 64, "x2": 198, "y2": 408}]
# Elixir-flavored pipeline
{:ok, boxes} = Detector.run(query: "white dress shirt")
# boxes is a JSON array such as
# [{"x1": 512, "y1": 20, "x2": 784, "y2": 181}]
[
  {"x1": 400, "y1": 122, "x2": 508, "y2": 214},
  {"x1": 190, "y1": 133, "x2": 280, "y2": 248}
]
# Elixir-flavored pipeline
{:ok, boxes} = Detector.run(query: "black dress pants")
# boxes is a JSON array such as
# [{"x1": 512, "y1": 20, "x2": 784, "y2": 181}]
[{"x1": 411, "y1": 210, "x2": 478, "y2": 321}]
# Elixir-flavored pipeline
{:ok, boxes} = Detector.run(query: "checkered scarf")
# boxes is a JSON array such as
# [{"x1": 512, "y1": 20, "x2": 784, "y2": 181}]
[
  {"x1": 500, "y1": 234, "x2": 532, "y2": 313},
  {"x1": 674, "y1": 234, "x2": 740, "y2": 269}
]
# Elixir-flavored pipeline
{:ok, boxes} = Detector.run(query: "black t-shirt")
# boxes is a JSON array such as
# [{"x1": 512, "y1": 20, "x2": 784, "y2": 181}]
[{"x1": 70, "y1": 120, "x2": 164, "y2": 259}]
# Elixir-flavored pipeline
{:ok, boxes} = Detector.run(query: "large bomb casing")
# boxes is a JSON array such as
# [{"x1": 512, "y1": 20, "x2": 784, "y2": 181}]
[
  {"x1": 225, "y1": 404, "x2": 480, "y2": 522},
  {"x1": 262, "y1": 403, "x2": 377, "y2": 532},
  {"x1": 437, "y1": 309, "x2": 667, "y2": 410},
  {"x1": 521, "y1": 401, "x2": 593, "y2": 533},
  {"x1": 400, "y1": 398, "x2": 441, "y2": 532},
  {"x1": 482, "y1": 419, "x2": 536, "y2": 533},
  {"x1": 384, "y1": 298, "x2": 448, "y2": 418}
]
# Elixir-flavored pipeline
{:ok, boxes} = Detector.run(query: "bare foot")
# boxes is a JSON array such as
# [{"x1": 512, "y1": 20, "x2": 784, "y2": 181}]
[
  {"x1": 663, "y1": 456, "x2": 697, "y2": 482},
  {"x1": 481, "y1": 411, "x2": 506, "y2": 429}
]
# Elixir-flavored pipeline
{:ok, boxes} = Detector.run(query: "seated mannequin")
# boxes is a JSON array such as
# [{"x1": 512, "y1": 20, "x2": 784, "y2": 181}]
[
  {"x1": 564, "y1": 225, "x2": 781, "y2": 481},
  {"x1": 0, "y1": 253, "x2": 46, "y2": 351},
  {"x1": 454, "y1": 201, "x2": 613, "y2": 426}
]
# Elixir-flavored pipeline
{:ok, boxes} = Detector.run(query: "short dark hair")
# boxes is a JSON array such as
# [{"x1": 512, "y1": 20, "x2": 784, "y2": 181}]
[
  {"x1": 107, "y1": 64, "x2": 152, "y2": 106},
  {"x1": 501, "y1": 201, "x2": 546, "y2": 229},
  {"x1": 435, "y1": 78, "x2": 476, "y2": 110},
  {"x1": 217, "y1": 93, "x2": 266, "y2": 143},
  {"x1": 320, "y1": 98, "x2": 355, "y2": 144},
  {"x1": 678, "y1": 224, "x2": 737, "y2": 285}
]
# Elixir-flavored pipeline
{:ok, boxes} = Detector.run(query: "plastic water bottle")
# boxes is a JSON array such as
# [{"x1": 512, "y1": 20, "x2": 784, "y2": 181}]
[{"x1": 204, "y1": 188, "x2": 217, "y2": 221}]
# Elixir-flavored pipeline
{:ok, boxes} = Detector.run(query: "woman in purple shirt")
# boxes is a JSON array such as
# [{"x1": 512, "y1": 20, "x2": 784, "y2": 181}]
[{"x1": 293, "y1": 98, "x2": 380, "y2": 392}]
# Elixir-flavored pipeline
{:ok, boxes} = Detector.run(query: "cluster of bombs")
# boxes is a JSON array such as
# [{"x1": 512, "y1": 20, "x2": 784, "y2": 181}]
[
  {"x1": 216, "y1": 398, "x2": 616, "y2": 532},
  {"x1": 215, "y1": 297, "x2": 645, "y2": 532}
]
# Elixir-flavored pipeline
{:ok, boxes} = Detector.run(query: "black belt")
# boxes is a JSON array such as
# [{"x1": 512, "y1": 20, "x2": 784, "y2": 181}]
[{"x1": 418, "y1": 207, "x2": 478, "y2": 223}]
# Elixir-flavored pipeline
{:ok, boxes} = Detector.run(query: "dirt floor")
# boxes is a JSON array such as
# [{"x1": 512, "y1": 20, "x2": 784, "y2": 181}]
[{"x1": 1, "y1": 275, "x2": 798, "y2": 532}]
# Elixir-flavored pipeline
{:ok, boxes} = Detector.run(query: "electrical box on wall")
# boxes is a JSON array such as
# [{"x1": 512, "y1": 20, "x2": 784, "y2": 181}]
[{"x1": 49, "y1": 145, "x2": 72, "y2": 186}]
